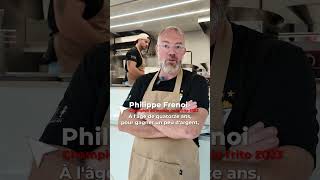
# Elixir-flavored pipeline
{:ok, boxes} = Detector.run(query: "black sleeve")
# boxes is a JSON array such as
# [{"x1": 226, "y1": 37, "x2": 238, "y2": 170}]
[
  {"x1": 122, "y1": 76, "x2": 145, "y2": 108},
  {"x1": 126, "y1": 49, "x2": 139, "y2": 63},
  {"x1": 246, "y1": 42, "x2": 319, "y2": 166},
  {"x1": 186, "y1": 75, "x2": 209, "y2": 111},
  {"x1": 125, "y1": 49, "x2": 141, "y2": 72},
  {"x1": 40, "y1": 43, "x2": 108, "y2": 152}
]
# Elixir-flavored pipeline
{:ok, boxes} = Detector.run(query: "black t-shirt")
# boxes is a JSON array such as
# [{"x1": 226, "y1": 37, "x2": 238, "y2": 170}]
[
  {"x1": 221, "y1": 23, "x2": 319, "y2": 165},
  {"x1": 40, "y1": 42, "x2": 109, "y2": 152},
  {"x1": 123, "y1": 69, "x2": 209, "y2": 146},
  {"x1": 125, "y1": 47, "x2": 143, "y2": 69},
  {"x1": 125, "y1": 47, "x2": 143, "y2": 81}
]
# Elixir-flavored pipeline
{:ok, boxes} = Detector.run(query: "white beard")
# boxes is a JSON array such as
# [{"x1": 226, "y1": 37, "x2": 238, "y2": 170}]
[{"x1": 160, "y1": 60, "x2": 181, "y2": 74}]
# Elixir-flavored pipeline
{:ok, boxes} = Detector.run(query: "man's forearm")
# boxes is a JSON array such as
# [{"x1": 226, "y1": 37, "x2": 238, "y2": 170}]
[
  {"x1": 146, "y1": 108, "x2": 208, "y2": 139},
  {"x1": 118, "y1": 110, "x2": 166, "y2": 138},
  {"x1": 128, "y1": 65, "x2": 144, "y2": 79},
  {"x1": 212, "y1": 146, "x2": 314, "y2": 180}
]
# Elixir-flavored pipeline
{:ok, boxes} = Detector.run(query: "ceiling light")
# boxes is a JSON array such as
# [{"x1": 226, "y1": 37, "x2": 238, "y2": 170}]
[
  {"x1": 111, "y1": 8, "x2": 210, "y2": 29},
  {"x1": 111, "y1": 0, "x2": 201, "y2": 19},
  {"x1": 198, "y1": 16, "x2": 210, "y2": 23}
]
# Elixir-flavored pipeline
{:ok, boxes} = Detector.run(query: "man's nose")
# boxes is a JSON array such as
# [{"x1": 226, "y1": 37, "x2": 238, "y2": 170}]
[
  {"x1": 168, "y1": 47, "x2": 177, "y2": 55},
  {"x1": 168, "y1": 53, "x2": 176, "y2": 58}
]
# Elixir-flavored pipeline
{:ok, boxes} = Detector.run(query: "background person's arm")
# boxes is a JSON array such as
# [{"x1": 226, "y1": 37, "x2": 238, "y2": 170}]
[
  {"x1": 53, "y1": 0, "x2": 106, "y2": 45},
  {"x1": 127, "y1": 61, "x2": 145, "y2": 79}
]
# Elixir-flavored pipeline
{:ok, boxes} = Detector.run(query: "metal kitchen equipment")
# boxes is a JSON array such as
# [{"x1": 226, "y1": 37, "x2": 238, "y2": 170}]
[
  {"x1": 277, "y1": 3, "x2": 320, "y2": 78},
  {"x1": 200, "y1": 63, "x2": 209, "y2": 71},
  {"x1": 288, "y1": 3, "x2": 320, "y2": 32},
  {"x1": 0, "y1": 29, "x2": 17, "y2": 73},
  {"x1": 227, "y1": 7, "x2": 284, "y2": 35},
  {"x1": 181, "y1": 64, "x2": 199, "y2": 72}
]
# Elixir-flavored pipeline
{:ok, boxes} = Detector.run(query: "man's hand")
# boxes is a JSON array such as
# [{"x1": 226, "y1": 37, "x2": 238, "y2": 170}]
[
  {"x1": 138, "y1": 100, "x2": 198, "y2": 121},
  {"x1": 184, "y1": 100, "x2": 197, "y2": 111},
  {"x1": 229, "y1": 122, "x2": 279, "y2": 161},
  {"x1": 143, "y1": 100, "x2": 207, "y2": 139},
  {"x1": 118, "y1": 109, "x2": 167, "y2": 138}
]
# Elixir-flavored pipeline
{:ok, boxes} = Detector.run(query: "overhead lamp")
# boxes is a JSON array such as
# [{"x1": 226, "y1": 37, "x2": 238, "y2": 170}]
[
  {"x1": 111, "y1": 8, "x2": 210, "y2": 29},
  {"x1": 198, "y1": 16, "x2": 210, "y2": 23},
  {"x1": 111, "y1": 0, "x2": 201, "y2": 19}
]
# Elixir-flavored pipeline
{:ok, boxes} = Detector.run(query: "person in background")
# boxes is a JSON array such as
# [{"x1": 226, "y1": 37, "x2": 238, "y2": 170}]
[
  {"x1": 119, "y1": 26, "x2": 209, "y2": 180},
  {"x1": 43, "y1": 0, "x2": 108, "y2": 73},
  {"x1": 125, "y1": 33, "x2": 150, "y2": 85},
  {"x1": 211, "y1": 0, "x2": 319, "y2": 179},
  {"x1": 29, "y1": 42, "x2": 108, "y2": 180}
]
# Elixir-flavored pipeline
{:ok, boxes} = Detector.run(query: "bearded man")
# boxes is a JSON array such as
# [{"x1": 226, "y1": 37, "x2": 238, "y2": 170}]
[{"x1": 118, "y1": 26, "x2": 209, "y2": 180}]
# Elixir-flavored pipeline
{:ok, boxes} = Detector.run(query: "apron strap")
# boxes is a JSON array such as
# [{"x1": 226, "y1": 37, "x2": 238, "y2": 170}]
[
  {"x1": 101, "y1": 108, "x2": 108, "y2": 144},
  {"x1": 146, "y1": 70, "x2": 160, "y2": 92},
  {"x1": 136, "y1": 47, "x2": 146, "y2": 68},
  {"x1": 146, "y1": 68, "x2": 183, "y2": 94},
  {"x1": 172, "y1": 68, "x2": 183, "y2": 94},
  {"x1": 211, "y1": 21, "x2": 233, "y2": 151}
]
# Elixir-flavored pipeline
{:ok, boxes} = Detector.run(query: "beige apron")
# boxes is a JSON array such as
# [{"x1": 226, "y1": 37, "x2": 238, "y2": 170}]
[
  {"x1": 127, "y1": 47, "x2": 145, "y2": 85},
  {"x1": 128, "y1": 69, "x2": 200, "y2": 180},
  {"x1": 211, "y1": 21, "x2": 233, "y2": 151}
]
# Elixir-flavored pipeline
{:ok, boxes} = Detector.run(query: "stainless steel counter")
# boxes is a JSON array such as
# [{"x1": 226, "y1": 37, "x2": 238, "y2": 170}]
[
  {"x1": 111, "y1": 83, "x2": 131, "y2": 87},
  {"x1": 0, "y1": 72, "x2": 72, "y2": 81}
]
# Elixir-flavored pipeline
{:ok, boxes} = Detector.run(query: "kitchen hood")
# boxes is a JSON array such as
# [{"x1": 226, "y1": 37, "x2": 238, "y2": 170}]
[
  {"x1": 197, "y1": 7, "x2": 284, "y2": 35},
  {"x1": 112, "y1": 29, "x2": 148, "y2": 43},
  {"x1": 227, "y1": 7, "x2": 284, "y2": 35},
  {"x1": 111, "y1": 30, "x2": 151, "y2": 54},
  {"x1": 198, "y1": 16, "x2": 210, "y2": 36},
  {"x1": 288, "y1": 3, "x2": 320, "y2": 32}
]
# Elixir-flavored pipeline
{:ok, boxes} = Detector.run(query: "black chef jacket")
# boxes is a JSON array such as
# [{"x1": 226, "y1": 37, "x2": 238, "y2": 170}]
[
  {"x1": 218, "y1": 23, "x2": 319, "y2": 166},
  {"x1": 40, "y1": 42, "x2": 109, "y2": 152}
]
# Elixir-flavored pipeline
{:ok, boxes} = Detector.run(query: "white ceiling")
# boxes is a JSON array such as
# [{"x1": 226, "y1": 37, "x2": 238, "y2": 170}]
[
  {"x1": 110, "y1": 0, "x2": 138, "y2": 7},
  {"x1": 110, "y1": 0, "x2": 320, "y2": 36},
  {"x1": 110, "y1": 0, "x2": 210, "y2": 36}
]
